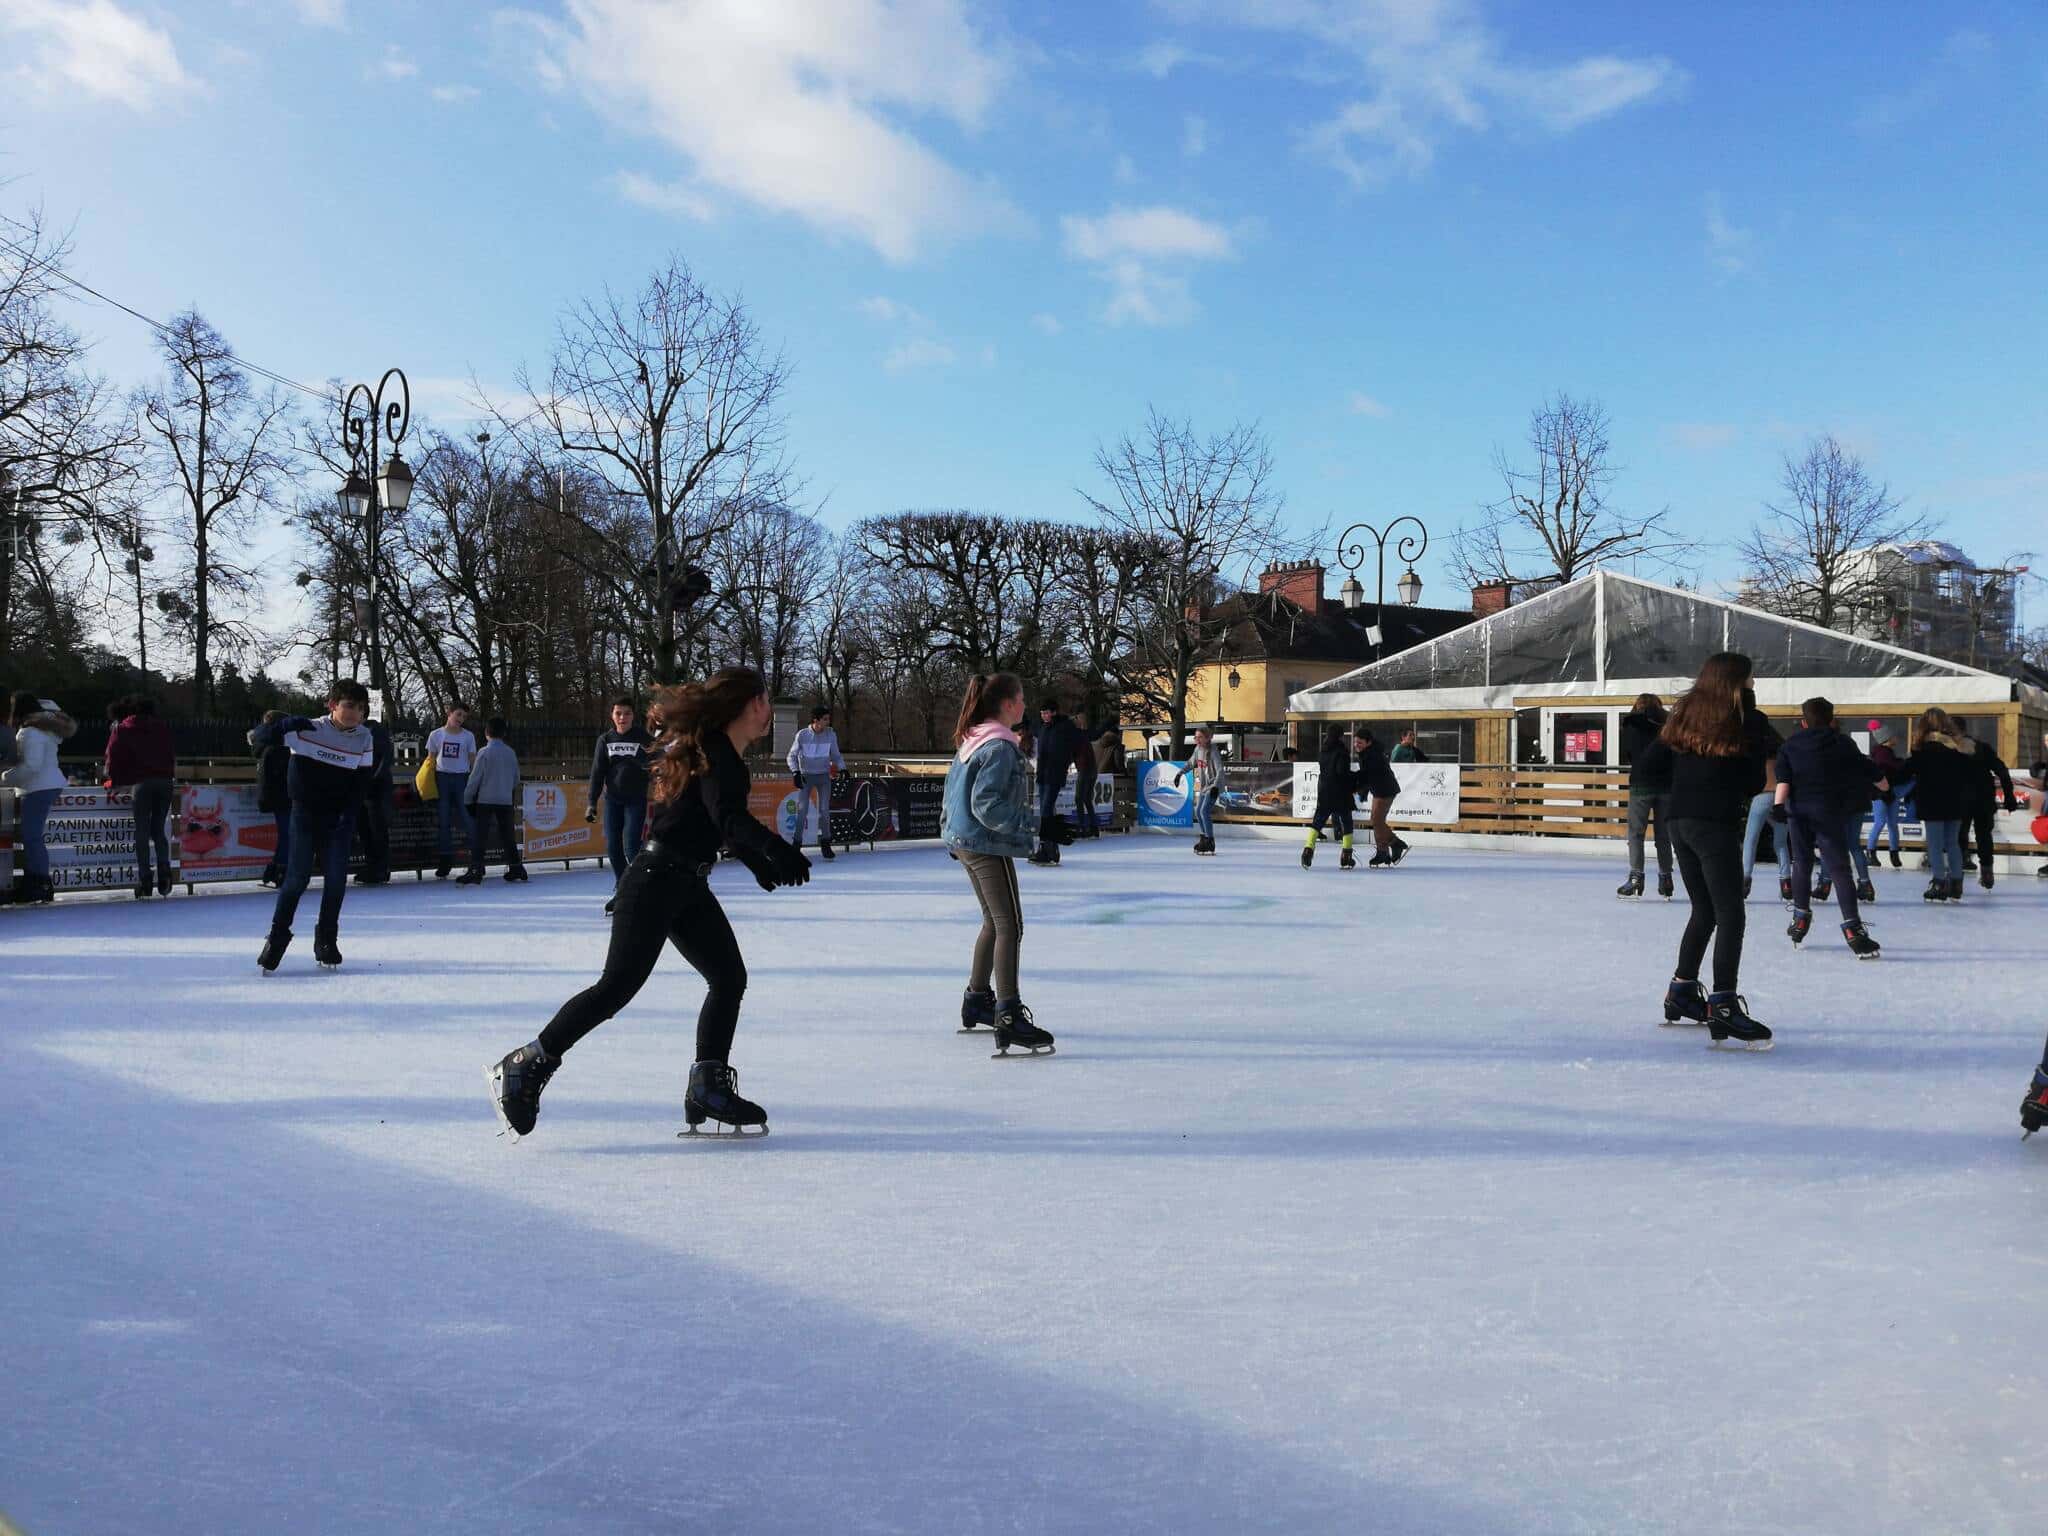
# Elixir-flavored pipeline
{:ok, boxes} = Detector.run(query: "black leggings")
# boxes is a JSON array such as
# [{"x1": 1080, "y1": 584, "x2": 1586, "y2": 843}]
[
  {"x1": 1670, "y1": 817, "x2": 1747, "y2": 994},
  {"x1": 538, "y1": 852, "x2": 747, "y2": 1064}
]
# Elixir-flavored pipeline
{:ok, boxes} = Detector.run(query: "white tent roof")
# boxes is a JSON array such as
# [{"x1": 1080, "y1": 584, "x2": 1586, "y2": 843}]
[{"x1": 1290, "y1": 568, "x2": 2033, "y2": 715}]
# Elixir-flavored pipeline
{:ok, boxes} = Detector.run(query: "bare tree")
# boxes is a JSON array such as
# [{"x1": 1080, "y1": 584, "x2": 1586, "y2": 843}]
[
  {"x1": 1081, "y1": 409, "x2": 1286, "y2": 755},
  {"x1": 1059, "y1": 526, "x2": 1168, "y2": 722},
  {"x1": 515, "y1": 254, "x2": 792, "y2": 680},
  {"x1": 138, "y1": 311, "x2": 295, "y2": 713},
  {"x1": 705, "y1": 497, "x2": 828, "y2": 697},
  {"x1": 1453, "y1": 393, "x2": 1690, "y2": 591},
  {"x1": 1739, "y1": 434, "x2": 1931, "y2": 629}
]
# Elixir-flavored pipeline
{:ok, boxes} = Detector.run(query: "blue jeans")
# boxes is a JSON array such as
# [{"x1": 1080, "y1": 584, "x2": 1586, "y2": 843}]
[
  {"x1": 1841, "y1": 816, "x2": 1868, "y2": 880},
  {"x1": 603, "y1": 796, "x2": 646, "y2": 880},
  {"x1": 1924, "y1": 819, "x2": 1963, "y2": 883},
  {"x1": 1740, "y1": 791, "x2": 1773, "y2": 880},
  {"x1": 436, "y1": 774, "x2": 472, "y2": 861},
  {"x1": 19, "y1": 786, "x2": 57, "y2": 879},
  {"x1": 1866, "y1": 798, "x2": 1900, "y2": 855},
  {"x1": 1194, "y1": 787, "x2": 1218, "y2": 839},
  {"x1": 271, "y1": 805, "x2": 354, "y2": 937},
  {"x1": 790, "y1": 779, "x2": 831, "y2": 849},
  {"x1": 269, "y1": 810, "x2": 292, "y2": 878}
]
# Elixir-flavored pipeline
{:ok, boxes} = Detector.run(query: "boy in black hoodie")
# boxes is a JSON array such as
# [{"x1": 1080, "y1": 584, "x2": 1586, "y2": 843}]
[
  {"x1": 1771, "y1": 696, "x2": 1882, "y2": 958},
  {"x1": 1302, "y1": 727, "x2": 1357, "y2": 869},
  {"x1": 252, "y1": 680, "x2": 375, "y2": 973}
]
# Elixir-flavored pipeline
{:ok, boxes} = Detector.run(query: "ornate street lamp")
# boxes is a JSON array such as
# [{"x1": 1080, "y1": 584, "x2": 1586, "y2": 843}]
[
  {"x1": 337, "y1": 367, "x2": 412, "y2": 697},
  {"x1": 1335, "y1": 515, "x2": 1430, "y2": 661}
]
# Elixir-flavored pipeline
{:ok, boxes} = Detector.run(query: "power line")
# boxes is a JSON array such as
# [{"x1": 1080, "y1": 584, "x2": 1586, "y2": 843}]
[{"x1": 0, "y1": 225, "x2": 335, "y2": 406}]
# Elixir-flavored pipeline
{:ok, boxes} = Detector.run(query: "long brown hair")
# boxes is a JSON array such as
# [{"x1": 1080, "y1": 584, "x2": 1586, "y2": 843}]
[
  {"x1": 1661, "y1": 652, "x2": 1752, "y2": 757},
  {"x1": 954, "y1": 672, "x2": 1022, "y2": 747},
  {"x1": 1911, "y1": 707, "x2": 1961, "y2": 753},
  {"x1": 647, "y1": 667, "x2": 766, "y2": 805}
]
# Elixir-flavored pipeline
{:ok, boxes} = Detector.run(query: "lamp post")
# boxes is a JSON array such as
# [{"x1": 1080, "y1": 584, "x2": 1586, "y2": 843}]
[
  {"x1": 337, "y1": 368, "x2": 414, "y2": 700},
  {"x1": 1335, "y1": 515, "x2": 1429, "y2": 661}
]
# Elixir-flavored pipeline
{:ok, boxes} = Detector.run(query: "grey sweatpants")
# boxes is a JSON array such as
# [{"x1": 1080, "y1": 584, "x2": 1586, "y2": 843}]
[{"x1": 959, "y1": 850, "x2": 1024, "y2": 1002}]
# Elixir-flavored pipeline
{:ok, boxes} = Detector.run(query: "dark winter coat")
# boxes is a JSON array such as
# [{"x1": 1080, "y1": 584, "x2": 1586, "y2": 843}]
[
  {"x1": 1073, "y1": 727, "x2": 1100, "y2": 786},
  {"x1": 1652, "y1": 707, "x2": 1776, "y2": 824},
  {"x1": 365, "y1": 719, "x2": 394, "y2": 789},
  {"x1": 589, "y1": 726, "x2": 655, "y2": 806},
  {"x1": 1966, "y1": 737, "x2": 2015, "y2": 810},
  {"x1": 1313, "y1": 735, "x2": 1356, "y2": 810},
  {"x1": 105, "y1": 714, "x2": 175, "y2": 786},
  {"x1": 645, "y1": 730, "x2": 783, "y2": 864},
  {"x1": 253, "y1": 714, "x2": 374, "y2": 818},
  {"x1": 1774, "y1": 726, "x2": 1880, "y2": 822},
  {"x1": 1620, "y1": 709, "x2": 1671, "y2": 793},
  {"x1": 257, "y1": 739, "x2": 291, "y2": 816},
  {"x1": 1868, "y1": 742, "x2": 1902, "y2": 803},
  {"x1": 1903, "y1": 734, "x2": 1984, "y2": 823},
  {"x1": 1355, "y1": 741, "x2": 1401, "y2": 801},
  {"x1": 1035, "y1": 714, "x2": 1082, "y2": 789}
]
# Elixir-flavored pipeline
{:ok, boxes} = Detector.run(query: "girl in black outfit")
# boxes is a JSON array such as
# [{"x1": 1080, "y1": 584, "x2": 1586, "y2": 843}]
[
  {"x1": 1302, "y1": 727, "x2": 1358, "y2": 868},
  {"x1": 1639, "y1": 654, "x2": 1777, "y2": 1050},
  {"x1": 487, "y1": 668, "x2": 811, "y2": 1140}
]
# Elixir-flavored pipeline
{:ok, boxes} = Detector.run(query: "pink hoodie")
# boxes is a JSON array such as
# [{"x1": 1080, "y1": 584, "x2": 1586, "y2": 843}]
[{"x1": 955, "y1": 721, "x2": 1021, "y2": 763}]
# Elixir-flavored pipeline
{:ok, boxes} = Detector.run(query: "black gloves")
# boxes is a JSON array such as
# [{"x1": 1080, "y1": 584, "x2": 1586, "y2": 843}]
[
  {"x1": 584, "y1": 806, "x2": 597, "y2": 823},
  {"x1": 1769, "y1": 803, "x2": 1788, "y2": 824},
  {"x1": 2005, "y1": 798, "x2": 2021, "y2": 813},
  {"x1": 734, "y1": 848, "x2": 780, "y2": 892},
  {"x1": 792, "y1": 770, "x2": 804, "y2": 788},
  {"x1": 764, "y1": 839, "x2": 812, "y2": 887}
]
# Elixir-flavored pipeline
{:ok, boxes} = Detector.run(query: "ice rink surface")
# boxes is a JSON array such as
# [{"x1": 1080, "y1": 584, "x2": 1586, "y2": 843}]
[{"x1": 4, "y1": 836, "x2": 2045, "y2": 1535}]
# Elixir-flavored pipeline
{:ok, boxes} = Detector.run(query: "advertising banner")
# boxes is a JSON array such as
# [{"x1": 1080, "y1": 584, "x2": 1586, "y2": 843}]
[
  {"x1": 41, "y1": 786, "x2": 165, "y2": 891},
  {"x1": 176, "y1": 783, "x2": 270, "y2": 883},
  {"x1": 1289, "y1": 763, "x2": 1462, "y2": 826},
  {"x1": 1136, "y1": 761, "x2": 1194, "y2": 828},
  {"x1": 522, "y1": 780, "x2": 605, "y2": 863},
  {"x1": 1217, "y1": 764, "x2": 1297, "y2": 819},
  {"x1": 1051, "y1": 772, "x2": 1116, "y2": 823}
]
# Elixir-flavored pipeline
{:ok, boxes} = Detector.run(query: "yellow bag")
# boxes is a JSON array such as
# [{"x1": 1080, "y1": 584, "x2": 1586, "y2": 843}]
[{"x1": 414, "y1": 756, "x2": 438, "y2": 802}]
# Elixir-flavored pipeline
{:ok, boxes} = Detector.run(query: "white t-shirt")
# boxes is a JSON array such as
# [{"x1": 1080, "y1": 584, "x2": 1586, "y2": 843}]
[{"x1": 426, "y1": 726, "x2": 477, "y2": 776}]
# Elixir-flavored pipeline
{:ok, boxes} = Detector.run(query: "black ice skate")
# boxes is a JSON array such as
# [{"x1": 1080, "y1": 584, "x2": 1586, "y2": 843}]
[
  {"x1": 991, "y1": 999, "x2": 1055, "y2": 1058},
  {"x1": 1662, "y1": 977, "x2": 1708, "y2": 1027},
  {"x1": 1979, "y1": 865, "x2": 1994, "y2": 890},
  {"x1": 313, "y1": 933, "x2": 343, "y2": 970},
  {"x1": 1922, "y1": 880, "x2": 1949, "y2": 903},
  {"x1": 1340, "y1": 848, "x2": 1357, "y2": 870},
  {"x1": 435, "y1": 860, "x2": 452, "y2": 879},
  {"x1": 1197, "y1": 836, "x2": 1217, "y2": 855},
  {"x1": 1742, "y1": 875, "x2": 1753, "y2": 899},
  {"x1": 1888, "y1": 850, "x2": 1902, "y2": 869},
  {"x1": 258, "y1": 928, "x2": 292, "y2": 975},
  {"x1": 1657, "y1": 870, "x2": 1675, "y2": 900},
  {"x1": 961, "y1": 986, "x2": 996, "y2": 1033},
  {"x1": 1301, "y1": 845, "x2": 1315, "y2": 869},
  {"x1": 1388, "y1": 838, "x2": 1410, "y2": 866},
  {"x1": 1706, "y1": 992, "x2": 1773, "y2": 1051},
  {"x1": 1778, "y1": 873, "x2": 1794, "y2": 903},
  {"x1": 1787, "y1": 908, "x2": 1812, "y2": 947},
  {"x1": 2022, "y1": 1071, "x2": 2048, "y2": 1139},
  {"x1": 820, "y1": 843, "x2": 836, "y2": 861},
  {"x1": 682, "y1": 1060, "x2": 768, "y2": 1136},
  {"x1": 487, "y1": 1040, "x2": 558, "y2": 1141},
  {"x1": 1027, "y1": 844, "x2": 1060, "y2": 867},
  {"x1": 1367, "y1": 849, "x2": 1390, "y2": 868},
  {"x1": 1856, "y1": 877, "x2": 1877, "y2": 903},
  {"x1": 1841, "y1": 920, "x2": 1880, "y2": 960},
  {"x1": 504, "y1": 866, "x2": 529, "y2": 883},
  {"x1": 1947, "y1": 878, "x2": 1965, "y2": 903},
  {"x1": 1617, "y1": 872, "x2": 1645, "y2": 899},
  {"x1": 157, "y1": 866, "x2": 173, "y2": 896},
  {"x1": 455, "y1": 869, "x2": 484, "y2": 885},
  {"x1": 1811, "y1": 875, "x2": 1832, "y2": 903}
]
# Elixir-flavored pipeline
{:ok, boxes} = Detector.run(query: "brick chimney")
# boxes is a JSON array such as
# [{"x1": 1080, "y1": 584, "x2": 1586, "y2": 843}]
[
  {"x1": 1471, "y1": 580, "x2": 1513, "y2": 617},
  {"x1": 1259, "y1": 559, "x2": 1326, "y2": 611}
]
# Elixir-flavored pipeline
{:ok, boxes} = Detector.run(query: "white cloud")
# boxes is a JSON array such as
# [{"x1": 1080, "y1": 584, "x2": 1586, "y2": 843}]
[
  {"x1": 610, "y1": 170, "x2": 717, "y2": 222},
  {"x1": 1166, "y1": 0, "x2": 1677, "y2": 188},
  {"x1": 1181, "y1": 113, "x2": 1208, "y2": 157},
  {"x1": 1061, "y1": 205, "x2": 1239, "y2": 326},
  {"x1": 856, "y1": 295, "x2": 926, "y2": 326},
  {"x1": 883, "y1": 338, "x2": 957, "y2": 374},
  {"x1": 1704, "y1": 191, "x2": 1755, "y2": 278},
  {"x1": 1346, "y1": 391, "x2": 1390, "y2": 418},
  {"x1": 431, "y1": 83, "x2": 481, "y2": 104},
  {"x1": 1030, "y1": 312, "x2": 1063, "y2": 335},
  {"x1": 1668, "y1": 422, "x2": 1740, "y2": 451},
  {"x1": 372, "y1": 44, "x2": 416, "y2": 80},
  {"x1": 1, "y1": 0, "x2": 195, "y2": 110},
  {"x1": 1134, "y1": 39, "x2": 1227, "y2": 77},
  {"x1": 292, "y1": 0, "x2": 345, "y2": 25},
  {"x1": 503, "y1": 0, "x2": 1024, "y2": 263}
]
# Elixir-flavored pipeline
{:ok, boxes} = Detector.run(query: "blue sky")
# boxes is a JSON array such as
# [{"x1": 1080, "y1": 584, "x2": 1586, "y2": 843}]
[{"x1": 5, "y1": 0, "x2": 2045, "y2": 616}]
